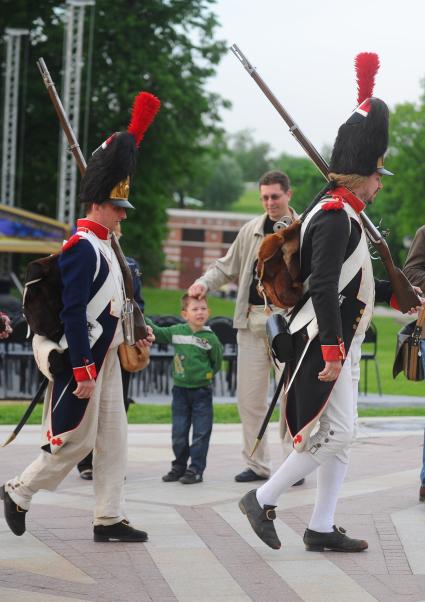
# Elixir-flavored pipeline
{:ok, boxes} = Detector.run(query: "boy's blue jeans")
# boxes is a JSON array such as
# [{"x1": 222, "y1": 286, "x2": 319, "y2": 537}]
[
  {"x1": 420, "y1": 342, "x2": 425, "y2": 485},
  {"x1": 171, "y1": 385, "x2": 213, "y2": 476}
]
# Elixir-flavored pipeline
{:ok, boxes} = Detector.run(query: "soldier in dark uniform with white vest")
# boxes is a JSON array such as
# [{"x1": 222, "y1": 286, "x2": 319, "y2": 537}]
[{"x1": 239, "y1": 53, "x2": 423, "y2": 552}]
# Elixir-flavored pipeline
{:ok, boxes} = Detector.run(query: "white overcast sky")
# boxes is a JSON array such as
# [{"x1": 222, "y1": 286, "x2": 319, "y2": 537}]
[{"x1": 208, "y1": 0, "x2": 425, "y2": 157}]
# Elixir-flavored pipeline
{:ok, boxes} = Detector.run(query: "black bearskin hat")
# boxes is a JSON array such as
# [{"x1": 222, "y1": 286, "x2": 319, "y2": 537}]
[
  {"x1": 79, "y1": 132, "x2": 137, "y2": 208},
  {"x1": 329, "y1": 53, "x2": 392, "y2": 177},
  {"x1": 79, "y1": 92, "x2": 161, "y2": 208}
]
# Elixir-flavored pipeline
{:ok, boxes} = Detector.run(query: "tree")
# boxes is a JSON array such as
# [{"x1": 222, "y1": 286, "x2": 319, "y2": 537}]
[
  {"x1": 271, "y1": 153, "x2": 324, "y2": 214},
  {"x1": 0, "y1": 0, "x2": 228, "y2": 280},
  {"x1": 230, "y1": 129, "x2": 272, "y2": 181},
  {"x1": 366, "y1": 90, "x2": 425, "y2": 273},
  {"x1": 200, "y1": 155, "x2": 244, "y2": 210}
]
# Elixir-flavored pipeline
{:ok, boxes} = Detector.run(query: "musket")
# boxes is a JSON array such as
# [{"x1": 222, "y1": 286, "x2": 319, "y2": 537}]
[
  {"x1": 37, "y1": 57, "x2": 86, "y2": 177},
  {"x1": 1, "y1": 378, "x2": 49, "y2": 447},
  {"x1": 37, "y1": 57, "x2": 148, "y2": 340},
  {"x1": 230, "y1": 44, "x2": 420, "y2": 313}
]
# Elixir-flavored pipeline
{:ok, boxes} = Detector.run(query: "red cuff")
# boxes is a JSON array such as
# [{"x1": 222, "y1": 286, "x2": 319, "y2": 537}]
[
  {"x1": 73, "y1": 362, "x2": 97, "y2": 382},
  {"x1": 321, "y1": 341, "x2": 346, "y2": 361},
  {"x1": 390, "y1": 293, "x2": 400, "y2": 311}
]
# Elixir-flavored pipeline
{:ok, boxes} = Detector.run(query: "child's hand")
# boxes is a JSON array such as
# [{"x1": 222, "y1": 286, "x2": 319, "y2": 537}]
[{"x1": 136, "y1": 326, "x2": 155, "y2": 348}]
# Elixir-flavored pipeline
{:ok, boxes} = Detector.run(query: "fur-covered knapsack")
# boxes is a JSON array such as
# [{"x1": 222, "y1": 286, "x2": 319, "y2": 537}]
[
  {"x1": 23, "y1": 232, "x2": 101, "y2": 343},
  {"x1": 256, "y1": 219, "x2": 303, "y2": 309},
  {"x1": 23, "y1": 254, "x2": 64, "y2": 343}
]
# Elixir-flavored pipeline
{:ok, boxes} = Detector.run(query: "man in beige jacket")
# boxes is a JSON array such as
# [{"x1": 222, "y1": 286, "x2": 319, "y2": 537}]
[
  {"x1": 188, "y1": 170, "x2": 300, "y2": 482},
  {"x1": 403, "y1": 225, "x2": 425, "y2": 503}
]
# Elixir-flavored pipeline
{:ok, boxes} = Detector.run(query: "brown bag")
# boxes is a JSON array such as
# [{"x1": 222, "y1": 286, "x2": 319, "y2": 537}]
[
  {"x1": 393, "y1": 307, "x2": 425, "y2": 381},
  {"x1": 118, "y1": 343, "x2": 150, "y2": 373},
  {"x1": 256, "y1": 219, "x2": 303, "y2": 309}
]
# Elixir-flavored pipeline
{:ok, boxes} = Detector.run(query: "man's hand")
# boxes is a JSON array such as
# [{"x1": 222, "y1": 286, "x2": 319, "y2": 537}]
[
  {"x1": 406, "y1": 286, "x2": 425, "y2": 315},
  {"x1": 73, "y1": 379, "x2": 96, "y2": 399},
  {"x1": 318, "y1": 360, "x2": 342, "y2": 382},
  {"x1": 135, "y1": 325, "x2": 155, "y2": 349},
  {"x1": 188, "y1": 282, "x2": 207, "y2": 299}
]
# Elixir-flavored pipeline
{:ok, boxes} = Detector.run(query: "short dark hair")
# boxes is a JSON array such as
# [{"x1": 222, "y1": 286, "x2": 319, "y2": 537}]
[
  {"x1": 181, "y1": 294, "x2": 207, "y2": 311},
  {"x1": 84, "y1": 202, "x2": 95, "y2": 216},
  {"x1": 258, "y1": 170, "x2": 291, "y2": 192}
]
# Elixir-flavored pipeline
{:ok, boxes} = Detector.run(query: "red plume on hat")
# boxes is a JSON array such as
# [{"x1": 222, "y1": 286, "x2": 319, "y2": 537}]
[
  {"x1": 329, "y1": 51, "x2": 392, "y2": 176},
  {"x1": 79, "y1": 91, "x2": 161, "y2": 208},
  {"x1": 355, "y1": 52, "x2": 380, "y2": 105},
  {"x1": 128, "y1": 92, "x2": 161, "y2": 148}
]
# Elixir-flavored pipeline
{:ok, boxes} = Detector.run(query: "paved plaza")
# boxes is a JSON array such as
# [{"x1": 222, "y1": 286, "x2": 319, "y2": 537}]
[{"x1": 0, "y1": 418, "x2": 425, "y2": 601}]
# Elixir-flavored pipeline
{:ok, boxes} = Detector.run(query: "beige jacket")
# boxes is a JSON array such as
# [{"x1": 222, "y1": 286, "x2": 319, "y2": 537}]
[
  {"x1": 195, "y1": 214, "x2": 269, "y2": 329},
  {"x1": 404, "y1": 225, "x2": 425, "y2": 291},
  {"x1": 403, "y1": 225, "x2": 425, "y2": 338}
]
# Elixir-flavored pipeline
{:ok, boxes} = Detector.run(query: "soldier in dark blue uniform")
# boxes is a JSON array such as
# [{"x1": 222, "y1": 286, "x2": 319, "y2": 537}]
[
  {"x1": 77, "y1": 224, "x2": 145, "y2": 480},
  {"x1": 1, "y1": 92, "x2": 159, "y2": 542}
]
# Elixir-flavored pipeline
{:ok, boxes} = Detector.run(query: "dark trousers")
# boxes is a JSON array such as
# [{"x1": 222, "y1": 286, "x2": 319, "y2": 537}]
[
  {"x1": 77, "y1": 368, "x2": 131, "y2": 473},
  {"x1": 171, "y1": 385, "x2": 213, "y2": 476}
]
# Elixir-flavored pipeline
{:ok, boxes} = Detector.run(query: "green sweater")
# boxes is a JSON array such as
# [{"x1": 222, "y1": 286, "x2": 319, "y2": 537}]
[{"x1": 146, "y1": 319, "x2": 223, "y2": 388}]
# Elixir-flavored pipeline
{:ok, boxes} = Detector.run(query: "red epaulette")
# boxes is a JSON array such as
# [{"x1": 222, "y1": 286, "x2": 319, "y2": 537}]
[
  {"x1": 62, "y1": 233, "x2": 81, "y2": 252},
  {"x1": 322, "y1": 196, "x2": 345, "y2": 212}
]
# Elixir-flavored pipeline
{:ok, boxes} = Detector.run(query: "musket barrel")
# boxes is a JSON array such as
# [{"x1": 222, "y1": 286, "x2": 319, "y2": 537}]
[
  {"x1": 231, "y1": 45, "x2": 329, "y2": 179},
  {"x1": 37, "y1": 57, "x2": 87, "y2": 176}
]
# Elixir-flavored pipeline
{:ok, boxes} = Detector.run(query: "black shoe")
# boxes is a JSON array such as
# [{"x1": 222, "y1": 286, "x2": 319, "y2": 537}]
[
  {"x1": 234, "y1": 468, "x2": 268, "y2": 483},
  {"x1": 93, "y1": 519, "x2": 148, "y2": 542},
  {"x1": 162, "y1": 468, "x2": 185, "y2": 482},
  {"x1": 239, "y1": 489, "x2": 281, "y2": 549},
  {"x1": 292, "y1": 478, "x2": 305, "y2": 487},
  {"x1": 303, "y1": 525, "x2": 368, "y2": 552},
  {"x1": 79, "y1": 469, "x2": 93, "y2": 481},
  {"x1": 179, "y1": 469, "x2": 203, "y2": 484},
  {"x1": 0, "y1": 485, "x2": 27, "y2": 536},
  {"x1": 420, "y1": 485, "x2": 425, "y2": 502}
]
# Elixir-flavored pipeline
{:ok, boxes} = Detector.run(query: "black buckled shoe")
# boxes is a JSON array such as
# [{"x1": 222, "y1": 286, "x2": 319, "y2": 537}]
[
  {"x1": 93, "y1": 519, "x2": 148, "y2": 543},
  {"x1": 303, "y1": 525, "x2": 368, "y2": 552},
  {"x1": 0, "y1": 485, "x2": 27, "y2": 536},
  {"x1": 239, "y1": 489, "x2": 281, "y2": 549},
  {"x1": 234, "y1": 468, "x2": 268, "y2": 483}
]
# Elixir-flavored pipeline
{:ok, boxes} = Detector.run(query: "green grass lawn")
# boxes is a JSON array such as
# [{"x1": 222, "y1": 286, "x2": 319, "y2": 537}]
[
  {"x1": 1, "y1": 402, "x2": 425, "y2": 428},
  {"x1": 229, "y1": 189, "x2": 261, "y2": 214},
  {"x1": 145, "y1": 288, "x2": 423, "y2": 398},
  {"x1": 1, "y1": 295, "x2": 421, "y2": 427},
  {"x1": 144, "y1": 287, "x2": 235, "y2": 318}
]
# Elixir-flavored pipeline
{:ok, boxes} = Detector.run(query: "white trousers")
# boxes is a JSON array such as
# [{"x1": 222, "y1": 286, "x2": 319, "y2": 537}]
[
  {"x1": 307, "y1": 333, "x2": 363, "y2": 464},
  {"x1": 237, "y1": 306, "x2": 290, "y2": 477},
  {"x1": 257, "y1": 334, "x2": 364, "y2": 509},
  {"x1": 6, "y1": 347, "x2": 128, "y2": 526}
]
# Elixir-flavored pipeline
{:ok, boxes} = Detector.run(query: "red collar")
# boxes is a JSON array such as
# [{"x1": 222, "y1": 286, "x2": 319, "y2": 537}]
[
  {"x1": 77, "y1": 219, "x2": 109, "y2": 240},
  {"x1": 328, "y1": 187, "x2": 365, "y2": 214}
]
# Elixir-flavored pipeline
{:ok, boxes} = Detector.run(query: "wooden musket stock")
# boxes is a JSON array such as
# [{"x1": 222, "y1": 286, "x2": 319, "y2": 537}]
[{"x1": 231, "y1": 44, "x2": 420, "y2": 313}]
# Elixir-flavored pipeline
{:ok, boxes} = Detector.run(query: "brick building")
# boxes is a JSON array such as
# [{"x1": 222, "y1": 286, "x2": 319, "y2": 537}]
[{"x1": 160, "y1": 209, "x2": 256, "y2": 290}]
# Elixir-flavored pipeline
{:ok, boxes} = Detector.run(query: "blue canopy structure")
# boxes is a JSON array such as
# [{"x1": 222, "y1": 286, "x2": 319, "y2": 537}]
[{"x1": 0, "y1": 204, "x2": 71, "y2": 254}]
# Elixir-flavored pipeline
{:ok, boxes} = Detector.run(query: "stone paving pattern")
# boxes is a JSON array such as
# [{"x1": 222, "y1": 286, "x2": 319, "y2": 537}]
[{"x1": 0, "y1": 419, "x2": 425, "y2": 602}]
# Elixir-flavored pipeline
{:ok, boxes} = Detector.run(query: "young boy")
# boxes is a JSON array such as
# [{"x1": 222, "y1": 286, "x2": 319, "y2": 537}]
[{"x1": 147, "y1": 295, "x2": 223, "y2": 484}]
